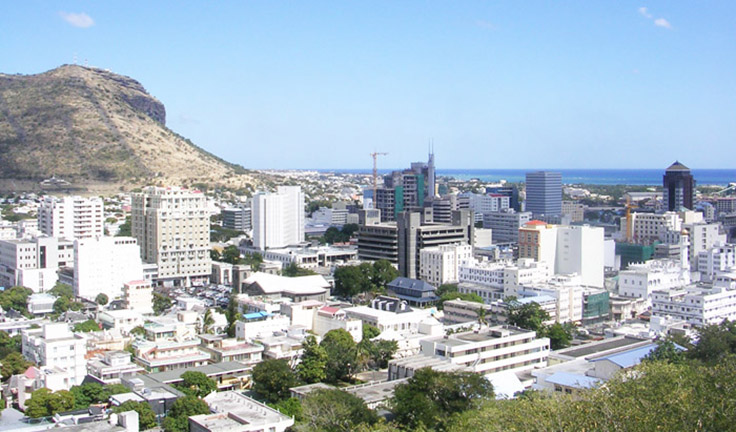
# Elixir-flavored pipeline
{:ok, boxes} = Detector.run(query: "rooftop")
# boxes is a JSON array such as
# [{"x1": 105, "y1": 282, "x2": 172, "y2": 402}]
[
  {"x1": 387, "y1": 277, "x2": 437, "y2": 293},
  {"x1": 244, "y1": 272, "x2": 330, "y2": 295}
]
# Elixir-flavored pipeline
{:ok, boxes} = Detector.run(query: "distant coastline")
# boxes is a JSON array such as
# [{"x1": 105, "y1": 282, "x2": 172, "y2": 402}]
[{"x1": 311, "y1": 168, "x2": 736, "y2": 186}]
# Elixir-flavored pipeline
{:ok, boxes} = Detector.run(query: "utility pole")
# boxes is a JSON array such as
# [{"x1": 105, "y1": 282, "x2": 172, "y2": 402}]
[{"x1": 370, "y1": 152, "x2": 388, "y2": 209}]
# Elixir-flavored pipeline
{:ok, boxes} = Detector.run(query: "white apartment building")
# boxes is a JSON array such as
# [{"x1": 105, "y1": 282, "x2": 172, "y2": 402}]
[
  {"x1": 98, "y1": 310, "x2": 145, "y2": 333},
  {"x1": 623, "y1": 212, "x2": 682, "y2": 243},
  {"x1": 87, "y1": 350, "x2": 145, "y2": 385},
  {"x1": 419, "y1": 244, "x2": 473, "y2": 286},
  {"x1": 22, "y1": 323, "x2": 87, "y2": 389},
  {"x1": 697, "y1": 244, "x2": 736, "y2": 282},
  {"x1": 235, "y1": 314, "x2": 291, "y2": 340},
  {"x1": 190, "y1": 392, "x2": 294, "y2": 432},
  {"x1": 313, "y1": 306, "x2": 363, "y2": 342},
  {"x1": 389, "y1": 325, "x2": 549, "y2": 379},
  {"x1": 38, "y1": 196, "x2": 104, "y2": 240},
  {"x1": 74, "y1": 236, "x2": 144, "y2": 301},
  {"x1": 252, "y1": 186, "x2": 305, "y2": 250},
  {"x1": 652, "y1": 274, "x2": 736, "y2": 326},
  {"x1": 345, "y1": 297, "x2": 434, "y2": 333},
  {"x1": 684, "y1": 222, "x2": 726, "y2": 270},
  {"x1": 133, "y1": 338, "x2": 211, "y2": 372},
  {"x1": 0, "y1": 237, "x2": 73, "y2": 292},
  {"x1": 123, "y1": 280, "x2": 154, "y2": 314},
  {"x1": 618, "y1": 259, "x2": 690, "y2": 303},
  {"x1": 131, "y1": 187, "x2": 211, "y2": 286},
  {"x1": 516, "y1": 274, "x2": 584, "y2": 323},
  {"x1": 459, "y1": 258, "x2": 552, "y2": 293}
]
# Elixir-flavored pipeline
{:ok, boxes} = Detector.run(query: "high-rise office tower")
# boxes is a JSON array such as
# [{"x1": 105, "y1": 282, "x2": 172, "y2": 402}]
[
  {"x1": 252, "y1": 186, "x2": 305, "y2": 250},
  {"x1": 375, "y1": 152, "x2": 436, "y2": 222},
  {"x1": 38, "y1": 196, "x2": 104, "y2": 240},
  {"x1": 663, "y1": 161, "x2": 695, "y2": 211},
  {"x1": 131, "y1": 187, "x2": 211, "y2": 287},
  {"x1": 525, "y1": 171, "x2": 562, "y2": 218}
]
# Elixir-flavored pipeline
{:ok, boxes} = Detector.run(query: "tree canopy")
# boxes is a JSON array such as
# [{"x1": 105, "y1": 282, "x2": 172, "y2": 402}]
[
  {"x1": 1, "y1": 351, "x2": 31, "y2": 380},
  {"x1": 113, "y1": 400, "x2": 157, "y2": 430},
  {"x1": 332, "y1": 260, "x2": 398, "y2": 298},
  {"x1": 300, "y1": 388, "x2": 379, "y2": 432},
  {"x1": 252, "y1": 358, "x2": 299, "y2": 403},
  {"x1": 25, "y1": 388, "x2": 75, "y2": 418},
  {"x1": 506, "y1": 298, "x2": 549, "y2": 332},
  {"x1": 162, "y1": 396, "x2": 211, "y2": 432},
  {"x1": 297, "y1": 335, "x2": 328, "y2": 384},
  {"x1": 175, "y1": 371, "x2": 217, "y2": 398},
  {"x1": 73, "y1": 319, "x2": 101, "y2": 333},
  {"x1": 321, "y1": 329, "x2": 358, "y2": 383}
]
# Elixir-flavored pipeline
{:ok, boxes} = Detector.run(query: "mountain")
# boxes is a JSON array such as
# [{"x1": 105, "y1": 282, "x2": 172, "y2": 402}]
[{"x1": 0, "y1": 65, "x2": 262, "y2": 192}]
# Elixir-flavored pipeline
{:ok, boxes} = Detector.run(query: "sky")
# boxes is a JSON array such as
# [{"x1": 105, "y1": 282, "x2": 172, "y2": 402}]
[{"x1": 2, "y1": 2, "x2": 735, "y2": 170}]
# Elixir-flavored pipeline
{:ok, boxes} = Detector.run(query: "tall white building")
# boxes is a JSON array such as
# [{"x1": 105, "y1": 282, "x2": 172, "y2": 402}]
[
  {"x1": 74, "y1": 236, "x2": 144, "y2": 301},
  {"x1": 22, "y1": 323, "x2": 87, "y2": 389},
  {"x1": 623, "y1": 212, "x2": 682, "y2": 243},
  {"x1": 38, "y1": 196, "x2": 104, "y2": 240},
  {"x1": 252, "y1": 186, "x2": 305, "y2": 250},
  {"x1": 683, "y1": 222, "x2": 726, "y2": 270},
  {"x1": 419, "y1": 244, "x2": 473, "y2": 286},
  {"x1": 460, "y1": 193, "x2": 510, "y2": 222},
  {"x1": 131, "y1": 187, "x2": 211, "y2": 286}
]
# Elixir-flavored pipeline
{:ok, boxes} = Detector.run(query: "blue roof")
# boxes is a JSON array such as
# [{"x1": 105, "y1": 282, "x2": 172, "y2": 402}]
[
  {"x1": 387, "y1": 277, "x2": 436, "y2": 293},
  {"x1": 516, "y1": 295, "x2": 556, "y2": 305},
  {"x1": 546, "y1": 372, "x2": 602, "y2": 389},
  {"x1": 590, "y1": 343, "x2": 684, "y2": 368},
  {"x1": 242, "y1": 311, "x2": 272, "y2": 320}
]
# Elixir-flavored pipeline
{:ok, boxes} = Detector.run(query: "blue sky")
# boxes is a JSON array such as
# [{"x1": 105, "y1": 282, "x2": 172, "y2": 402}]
[{"x1": 2, "y1": 2, "x2": 735, "y2": 170}]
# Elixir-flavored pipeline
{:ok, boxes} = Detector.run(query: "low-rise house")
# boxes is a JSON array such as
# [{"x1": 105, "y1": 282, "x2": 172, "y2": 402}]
[
  {"x1": 87, "y1": 350, "x2": 144, "y2": 385},
  {"x1": 189, "y1": 391, "x2": 294, "y2": 432},
  {"x1": 98, "y1": 309, "x2": 145, "y2": 334},
  {"x1": 199, "y1": 334, "x2": 264, "y2": 364}
]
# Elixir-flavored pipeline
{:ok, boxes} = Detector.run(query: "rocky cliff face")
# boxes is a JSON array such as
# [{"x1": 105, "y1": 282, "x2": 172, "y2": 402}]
[{"x1": 0, "y1": 65, "x2": 259, "y2": 191}]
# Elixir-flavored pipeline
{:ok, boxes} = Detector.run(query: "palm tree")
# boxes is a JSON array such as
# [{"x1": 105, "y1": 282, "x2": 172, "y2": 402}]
[
  {"x1": 201, "y1": 308, "x2": 215, "y2": 334},
  {"x1": 477, "y1": 306, "x2": 488, "y2": 328}
]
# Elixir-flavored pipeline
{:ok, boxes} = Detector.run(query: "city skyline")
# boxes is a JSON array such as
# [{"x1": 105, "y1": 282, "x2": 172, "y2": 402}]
[{"x1": 2, "y1": 2, "x2": 735, "y2": 170}]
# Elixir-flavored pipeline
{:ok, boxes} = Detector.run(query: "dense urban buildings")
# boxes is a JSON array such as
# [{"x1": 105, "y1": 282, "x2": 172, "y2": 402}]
[{"x1": 375, "y1": 153, "x2": 436, "y2": 222}]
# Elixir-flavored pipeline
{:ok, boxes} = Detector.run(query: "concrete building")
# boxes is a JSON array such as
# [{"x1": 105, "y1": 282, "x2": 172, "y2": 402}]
[
  {"x1": 189, "y1": 391, "x2": 294, "y2": 432},
  {"x1": 624, "y1": 211, "x2": 682, "y2": 244},
  {"x1": 419, "y1": 244, "x2": 473, "y2": 286},
  {"x1": 252, "y1": 186, "x2": 305, "y2": 250},
  {"x1": 389, "y1": 325, "x2": 549, "y2": 379},
  {"x1": 460, "y1": 192, "x2": 510, "y2": 222},
  {"x1": 38, "y1": 195, "x2": 104, "y2": 240},
  {"x1": 345, "y1": 296, "x2": 434, "y2": 333},
  {"x1": 313, "y1": 306, "x2": 363, "y2": 342},
  {"x1": 221, "y1": 206, "x2": 252, "y2": 232},
  {"x1": 123, "y1": 280, "x2": 154, "y2": 314},
  {"x1": 74, "y1": 236, "x2": 144, "y2": 301},
  {"x1": 483, "y1": 210, "x2": 532, "y2": 244},
  {"x1": 98, "y1": 310, "x2": 146, "y2": 333},
  {"x1": 241, "y1": 245, "x2": 357, "y2": 270},
  {"x1": 241, "y1": 272, "x2": 330, "y2": 302},
  {"x1": 663, "y1": 161, "x2": 695, "y2": 211},
  {"x1": 697, "y1": 243, "x2": 736, "y2": 282},
  {"x1": 683, "y1": 221, "x2": 727, "y2": 270},
  {"x1": 561, "y1": 201, "x2": 585, "y2": 223},
  {"x1": 716, "y1": 197, "x2": 736, "y2": 216},
  {"x1": 27, "y1": 293, "x2": 57, "y2": 315},
  {"x1": 87, "y1": 351, "x2": 145, "y2": 385},
  {"x1": 22, "y1": 323, "x2": 87, "y2": 389},
  {"x1": 358, "y1": 209, "x2": 474, "y2": 279},
  {"x1": 131, "y1": 187, "x2": 211, "y2": 287},
  {"x1": 0, "y1": 236, "x2": 74, "y2": 292},
  {"x1": 374, "y1": 153, "x2": 436, "y2": 222},
  {"x1": 133, "y1": 338, "x2": 211, "y2": 373},
  {"x1": 525, "y1": 171, "x2": 562, "y2": 218},
  {"x1": 618, "y1": 259, "x2": 689, "y2": 303},
  {"x1": 652, "y1": 273, "x2": 736, "y2": 326}
]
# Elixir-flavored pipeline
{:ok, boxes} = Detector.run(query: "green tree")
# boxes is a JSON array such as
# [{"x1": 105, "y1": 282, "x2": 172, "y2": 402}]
[
  {"x1": 0, "y1": 286, "x2": 33, "y2": 315},
  {"x1": 541, "y1": 322, "x2": 573, "y2": 350},
  {"x1": 333, "y1": 265, "x2": 370, "y2": 298},
  {"x1": 321, "y1": 329, "x2": 358, "y2": 383},
  {"x1": 116, "y1": 216, "x2": 131, "y2": 237},
  {"x1": 210, "y1": 248, "x2": 221, "y2": 261},
  {"x1": 252, "y1": 359, "x2": 299, "y2": 403},
  {"x1": 392, "y1": 368, "x2": 494, "y2": 431},
  {"x1": 0, "y1": 330, "x2": 22, "y2": 359},
  {"x1": 200, "y1": 308, "x2": 215, "y2": 334},
  {"x1": 130, "y1": 325, "x2": 146, "y2": 337},
  {"x1": 359, "y1": 338, "x2": 399, "y2": 370},
  {"x1": 175, "y1": 371, "x2": 217, "y2": 398},
  {"x1": 1, "y1": 351, "x2": 31, "y2": 380},
  {"x1": 49, "y1": 283, "x2": 73, "y2": 299},
  {"x1": 437, "y1": 292, "x2": 483, "y2": 310},
  {"x1": 95, "y1": 293, "x2": 109, "y2": 306},
  {"x1": 222, "y1": 245, "x2": 241, "y2": 264},
  {"x1": 506, "y1": 299, "x2": 549, "y2": 332},
  {"x1": 362, "y1": 324, "x2": 381, "y2": 340},
  {"x1": 297, "y1": 335, "x2": 328, "y2": 384},
  {"x1": 371, "y1": 259, "x2": 399, "y2": 288},
  {"x1": 70, "y1": 382, "x2": 108, "y2": 409},
  {"x1": 25, "y1": 388, "x2": 75, "y2": 418},
  {"x1": 153, "y1": 292, "x2": 173, "y2": 314},
  {"x1": 301, "y1": 388, "x2": 379, "y2": 432},
  {"x1": 270, "y1": 397, "x2": 303, "y2": 422},
  {"x1": 282, "y1": 262, "x2": 317, "y2": 277},
  {"x1": 73, "y1": 319, "x2": 101, "y2": 333},
  {"x1": 113, "y1": 400, "x2": 157, "y2": 430},
  {"x1": 689, "y1": 319, "x2": 736, "y2": 363},
  {"x1": 243, "y1": 252, "x2": 264, "y2": 270},
  {"x1": 644, "y1": 339, "x2": 686, "y2": 364},
  {"x1": 162, "y1": 396, "x2": 212, "y2": 432}
]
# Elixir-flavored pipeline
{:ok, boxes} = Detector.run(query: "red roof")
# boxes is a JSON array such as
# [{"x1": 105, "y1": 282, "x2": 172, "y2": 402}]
[
  {"x1": 24, "y1": 367, "x2": 38, "y2": 379},
  {"x1": 319, "y1": 306, "x2": 340, "y2": 314},
  {"x1": 526, "y1": 220, "x2": 547, "y2": 226}
]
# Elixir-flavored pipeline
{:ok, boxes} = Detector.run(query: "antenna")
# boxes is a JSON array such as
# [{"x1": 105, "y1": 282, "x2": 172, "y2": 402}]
[{"x1": 370, "y1": 151, "x2": 388, "y2": 209}]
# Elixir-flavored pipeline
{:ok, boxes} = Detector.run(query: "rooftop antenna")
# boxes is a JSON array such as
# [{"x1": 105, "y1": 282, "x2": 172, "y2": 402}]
[{"x1": 370, "y1": 151, "x2": 388, "y2": 208}]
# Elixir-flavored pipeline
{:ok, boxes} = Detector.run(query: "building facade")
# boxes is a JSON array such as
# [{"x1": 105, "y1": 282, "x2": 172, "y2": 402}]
[
  {"x1": 252, "y1": 186, "x2": 305, "y2": 250},
  {"x1": 663, "y1": 161, "x2": 695, "y2": 211},
  {"x1": 38, "y1": 196, "x2": 104, "y2": 240},
  {"x1": 525, "y1": 171, "x2": 562, "y2": 218}
]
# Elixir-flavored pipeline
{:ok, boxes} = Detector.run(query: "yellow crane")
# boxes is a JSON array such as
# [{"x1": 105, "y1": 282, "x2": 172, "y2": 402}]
[{"x1": 370, "y1": 152, "x2": 388, "y2": 208}]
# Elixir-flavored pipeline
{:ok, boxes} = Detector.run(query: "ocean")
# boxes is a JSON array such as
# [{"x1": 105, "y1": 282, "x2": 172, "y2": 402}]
[{"x1": 322, "y1": 169, "x2": 736, "y2": 186}]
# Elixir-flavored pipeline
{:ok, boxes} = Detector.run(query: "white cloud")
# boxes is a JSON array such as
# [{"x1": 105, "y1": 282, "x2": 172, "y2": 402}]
[
  {"x1": 638, "y1": 7, "x2": 652, "y2": 18},
  {"x1": 654, "y1": 18, "x2": 672, "y2": 29},
  {"x1": 59, "y1": 12, "x2": 94, "y2": 28}
]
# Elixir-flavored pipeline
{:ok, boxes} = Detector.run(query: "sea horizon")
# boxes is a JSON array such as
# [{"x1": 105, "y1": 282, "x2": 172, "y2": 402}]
[{"x1": 294, "y1": 168, "x2": 736, "y2": 186}]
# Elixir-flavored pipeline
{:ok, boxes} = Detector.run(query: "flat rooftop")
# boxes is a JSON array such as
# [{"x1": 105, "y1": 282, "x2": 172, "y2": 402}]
[{"x1": 557, "y1": 337, "x2": 648, "y2": 359}]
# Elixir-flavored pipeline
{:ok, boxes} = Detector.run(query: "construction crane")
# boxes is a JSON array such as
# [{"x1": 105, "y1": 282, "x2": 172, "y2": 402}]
[
  {"x1": 370, "y1": 152, "x2": 388, "y2": 209},
  {"x1": 625, "y1": 194, "x2": 638, "y2": 243}
]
